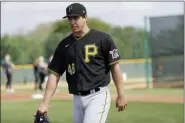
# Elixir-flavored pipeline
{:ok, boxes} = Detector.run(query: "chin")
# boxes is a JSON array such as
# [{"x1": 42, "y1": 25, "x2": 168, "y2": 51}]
[{"x1": 73, "y1": 29, "x2": 80, "y2": 33}]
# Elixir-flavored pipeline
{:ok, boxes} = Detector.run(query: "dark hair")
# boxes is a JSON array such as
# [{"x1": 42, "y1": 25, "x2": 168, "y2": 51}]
[{"x1": 81, "y1": 14, "x2": 86, "y2": 18}]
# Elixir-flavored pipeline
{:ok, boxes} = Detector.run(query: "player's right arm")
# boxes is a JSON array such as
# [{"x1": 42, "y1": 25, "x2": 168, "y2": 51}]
[
  {"x1": 37, "y1": 42, "x2": 66, "y2": 113},
  {"x1": 38, "y1": 73, "x2": 60, "y2": 113}
]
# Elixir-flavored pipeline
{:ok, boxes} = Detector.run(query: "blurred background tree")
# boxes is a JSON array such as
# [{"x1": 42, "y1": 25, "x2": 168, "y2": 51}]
[{"x1": 1, "y1": 17, "x2": 145, "y2": 65}]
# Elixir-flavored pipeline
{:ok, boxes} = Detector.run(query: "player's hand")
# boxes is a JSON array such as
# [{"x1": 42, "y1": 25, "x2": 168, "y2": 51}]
[
  {"x1": 37, "y1": 102, "x2": 49, "y2": 113},
  {"x1": 34, "y1": 111, "x2": 50, "y2": 123},
  {"x1": 116, "y1": 95, "x2": 127, "y2": 112}
]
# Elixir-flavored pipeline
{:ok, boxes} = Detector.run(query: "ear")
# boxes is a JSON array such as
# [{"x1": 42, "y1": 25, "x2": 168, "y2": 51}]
[
  {"x1": 83, "y1": 15, "x2": 87, "y2": 19},
  {"x1": 84, "y1": 15, "x2": 88, "y2": 22}
]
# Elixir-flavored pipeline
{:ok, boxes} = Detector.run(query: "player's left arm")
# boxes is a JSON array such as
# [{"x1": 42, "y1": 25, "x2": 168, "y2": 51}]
[
  {"x1": 110, "y1": 63, "x2": 124, "y2": 97},
  {"x1": 103, "y1": 34, "x2": 127, "y2": 111},
  {"x1": 110, "y1": 63, "x2": 127, "y2": 112}
]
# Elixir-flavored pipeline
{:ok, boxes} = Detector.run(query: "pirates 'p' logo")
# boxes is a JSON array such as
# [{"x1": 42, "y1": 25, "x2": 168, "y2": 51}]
[
  {"x1": 109, "y1": 49, "x2": 119, "y2": 59},
  {"x1": 68, "y1": 6, "x2": 72, "y2": 12}
]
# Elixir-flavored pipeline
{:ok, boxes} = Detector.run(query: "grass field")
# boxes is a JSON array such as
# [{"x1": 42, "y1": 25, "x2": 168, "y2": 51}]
[
  {"x1": 1, "y1": 83, "x2": 184, "y2": 123},
  {"x1": 1, "y1": 99, "x2": 183, "y2": 123}
]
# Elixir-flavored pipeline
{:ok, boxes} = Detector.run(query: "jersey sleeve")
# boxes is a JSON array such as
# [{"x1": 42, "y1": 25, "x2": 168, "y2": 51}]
[
  {"x1": 103, "y1": 34, "x2": 121, "y2": 66},
  {"x1": 48, "y1": 43, "x2": 66, "y2": 76}
]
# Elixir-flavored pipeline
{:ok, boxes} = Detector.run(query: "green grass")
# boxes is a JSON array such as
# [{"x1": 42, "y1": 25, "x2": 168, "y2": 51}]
[
  {"x1": 1, "y1": 100, "x2": 184, "y2": 123},
  {"x1": 109, "y1": 84, "x2": 183, "y2": 96}
]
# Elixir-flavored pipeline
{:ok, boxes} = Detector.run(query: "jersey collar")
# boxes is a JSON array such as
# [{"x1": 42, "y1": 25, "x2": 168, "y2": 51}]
[{"x1": 73, "y1": 28, "x2": 91, "y2": 40}]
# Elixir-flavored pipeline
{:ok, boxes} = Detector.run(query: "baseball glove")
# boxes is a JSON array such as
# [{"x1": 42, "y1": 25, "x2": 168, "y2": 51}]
[{"x1": 34, "y1": 111, "x2": 50, "y2": 123}]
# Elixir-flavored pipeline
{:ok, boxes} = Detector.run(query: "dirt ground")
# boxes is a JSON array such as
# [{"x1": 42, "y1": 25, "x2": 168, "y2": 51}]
[
  {"x1": 1, "y1": 92, "x2": 183, "y2": 103},
  {"x1": 153, "y1": 82, "x2": 184, "y2": 88},
  {"x1": 1, "y1": 82, "x2": 184, "y2": 103}
]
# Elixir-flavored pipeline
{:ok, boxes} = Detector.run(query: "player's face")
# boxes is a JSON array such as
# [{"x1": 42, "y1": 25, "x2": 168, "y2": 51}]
[{"x1": 68, "y1": 15, "x2": 87, "y2": 33}]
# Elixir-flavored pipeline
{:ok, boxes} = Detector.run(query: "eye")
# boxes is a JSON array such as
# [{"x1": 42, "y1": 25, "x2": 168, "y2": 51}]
[{"x1": 74, "y1": 16, "x2": 80, "y2": 20}]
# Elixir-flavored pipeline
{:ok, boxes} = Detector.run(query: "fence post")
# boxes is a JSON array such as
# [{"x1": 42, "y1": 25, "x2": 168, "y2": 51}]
[{"x1": 144, "y1": 16, "x2": 150, "y2": 88}]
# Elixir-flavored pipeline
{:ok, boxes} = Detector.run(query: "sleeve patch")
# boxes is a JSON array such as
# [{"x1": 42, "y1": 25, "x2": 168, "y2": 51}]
[{"x1": 109, "y1": 49, "x2": 120, "y2": 59}]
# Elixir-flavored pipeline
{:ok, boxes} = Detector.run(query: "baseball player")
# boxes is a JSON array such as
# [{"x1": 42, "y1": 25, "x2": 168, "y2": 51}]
[
  {"x1": 33, "y1": 58, "x2": 40, "y2": 91},
  {"x1": 35, "y1": 3, "x2": 127, "y2": 123},
  {"x1": 2, "y1": 54, "x2": 15, "y2": 93},
  {"x1": 37, "y1": 56, "x2": 48, "y2": 91}
]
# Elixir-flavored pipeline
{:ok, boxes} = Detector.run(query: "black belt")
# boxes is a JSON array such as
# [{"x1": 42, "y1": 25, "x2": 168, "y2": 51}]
[{"x1": 74, "y1": 87, "x2": 100, "y2": 96}]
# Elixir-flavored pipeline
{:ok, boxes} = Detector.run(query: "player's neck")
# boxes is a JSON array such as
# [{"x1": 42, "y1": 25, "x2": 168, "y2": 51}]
[{"x1": 73, "y1": 25, "x2": 90, "y2": 38}]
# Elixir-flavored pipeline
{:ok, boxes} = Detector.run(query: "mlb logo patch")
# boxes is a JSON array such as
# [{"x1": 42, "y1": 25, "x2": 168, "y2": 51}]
[{"x1": 109, "y1": 49, "x2": 119, "y2": 59}]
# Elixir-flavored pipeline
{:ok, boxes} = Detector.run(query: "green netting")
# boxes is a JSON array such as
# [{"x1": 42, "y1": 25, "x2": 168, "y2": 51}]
[{"x1": 149, "y1": 15, "x2": 184, "y2": 83}]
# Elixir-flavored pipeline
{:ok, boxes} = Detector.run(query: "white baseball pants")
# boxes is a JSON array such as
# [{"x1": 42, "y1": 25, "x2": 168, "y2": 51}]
[{"x1": 72, "y1": 86, "x2": 111, "y2": 123}]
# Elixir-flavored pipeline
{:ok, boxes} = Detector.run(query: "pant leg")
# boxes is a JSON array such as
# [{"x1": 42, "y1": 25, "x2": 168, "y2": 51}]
[
  {"x1": 35, "y1": 72, "x2": 39, "y2": 83},
  {"x1": 6, "y1": 73, "x2": 9, "y2": 89},
  {"x1": 83, "y1": 87, "x2": 111, "y2": 123},
  {"x1": 39, "y1": 73, "x2": 45, "y2": 90},
  {"x1": 6, "y1": 73, "x2": 12, "y2": 89},
  {"x1": 73, "y1": 95, "x2": 84, "y2": 123},
  {"x1": 34, "y1": 72, "x2": 39, "y2": 91}
]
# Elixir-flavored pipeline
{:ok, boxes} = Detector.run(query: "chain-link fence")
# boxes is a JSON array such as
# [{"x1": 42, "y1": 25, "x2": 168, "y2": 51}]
[{"x1": 148, "y1": 15, "x2": 184, "y2": 87}]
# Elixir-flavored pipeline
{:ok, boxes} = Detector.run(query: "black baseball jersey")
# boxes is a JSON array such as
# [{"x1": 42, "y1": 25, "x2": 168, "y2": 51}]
[{"x1": 48, "y1": 28, "x2": 120, "y2": 94}]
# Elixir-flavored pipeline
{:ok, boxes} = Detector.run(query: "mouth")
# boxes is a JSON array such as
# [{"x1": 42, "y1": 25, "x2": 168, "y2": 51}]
[{"x1": 72, "y1": 26, "x2": 78, "y2": 30}]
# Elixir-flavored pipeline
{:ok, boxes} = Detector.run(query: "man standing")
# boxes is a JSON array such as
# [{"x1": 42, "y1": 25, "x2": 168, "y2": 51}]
[
  {"x1": 36, "y1": 3, "x2": 127, "y2": 123},
  {"x1": 37, "y1": 56, "x2": 48, "y2": 91},
  {"x1": 2, "y1": 54, "x2": 15, "y2": 93},
  {"x1": 33, "y1": 58, "x2": 40, "y2": 91}
]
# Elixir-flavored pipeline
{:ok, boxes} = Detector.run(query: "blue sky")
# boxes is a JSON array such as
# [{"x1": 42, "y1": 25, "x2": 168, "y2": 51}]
[{"x1": 1, "y1": 2, "x2": 184, "y2": 35}]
